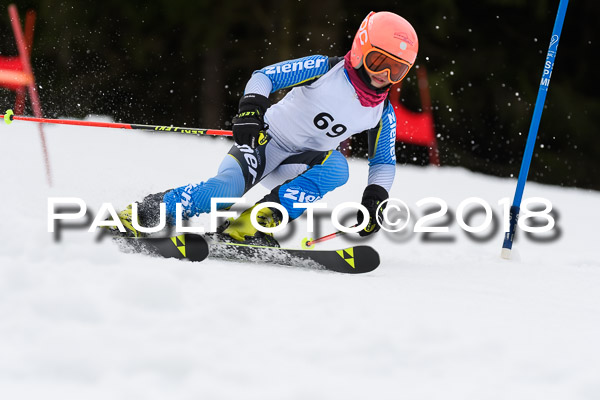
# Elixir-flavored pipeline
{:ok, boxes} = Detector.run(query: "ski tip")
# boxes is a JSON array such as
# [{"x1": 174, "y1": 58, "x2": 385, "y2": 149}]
[
  {"x1": 115, "y1": 233, "x2": 210, "y2": 262},
  {"x1": 339, "y1": 245, "x2": 379, "y2": 274},
  {"x1": 500, "y1": 248, "x2": 512, "y2": 260},
  {"x1": 360, "y1": 246, "x2": 380, "y2": 273}
]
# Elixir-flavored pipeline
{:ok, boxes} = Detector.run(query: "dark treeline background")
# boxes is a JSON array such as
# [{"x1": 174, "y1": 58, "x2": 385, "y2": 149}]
[{"x1": 1, "y1": 0, "x2": 598, "y2": 190}]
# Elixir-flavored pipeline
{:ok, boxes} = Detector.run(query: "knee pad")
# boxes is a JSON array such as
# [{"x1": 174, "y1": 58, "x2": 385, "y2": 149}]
[
  {"x1": 317, "y1": 150, "x2": 349, "y2": 190},
  {"x1": 269, "y1": 151, "x2": 349, "y2": 220}
]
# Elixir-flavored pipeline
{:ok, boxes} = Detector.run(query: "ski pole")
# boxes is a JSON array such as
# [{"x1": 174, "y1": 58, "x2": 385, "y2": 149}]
[
  {"x1": 301, "y1": 224, "x2": 359, "y2": 249},
  {"x1": 2, "y1": 109, "x2": 233, "y2": 137},
  {"x1": 501, "y1": 0, "x2": 569, "y2": 259}
]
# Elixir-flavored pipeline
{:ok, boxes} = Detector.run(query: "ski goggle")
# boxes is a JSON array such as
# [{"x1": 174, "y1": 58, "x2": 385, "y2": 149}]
[{"x1": 364, "y1": 48, "x2": 412, "y2": 84}]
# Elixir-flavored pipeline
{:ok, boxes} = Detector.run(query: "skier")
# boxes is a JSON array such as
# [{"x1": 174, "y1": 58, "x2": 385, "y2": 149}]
[{"x1": 111, "y1": 11, "x2": 418, "y2": 246}]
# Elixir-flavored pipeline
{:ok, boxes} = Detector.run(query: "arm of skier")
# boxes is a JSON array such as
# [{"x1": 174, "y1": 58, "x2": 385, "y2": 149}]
[
  {"x1": 232, "y1": 55, "x2": 341, "y2": 148},
  {"x1": 357, "y1": 102, "x2": 397, "y2": 236},
  {"x1": 245, "y1": 55, "x2": 341, "y2": 95}
]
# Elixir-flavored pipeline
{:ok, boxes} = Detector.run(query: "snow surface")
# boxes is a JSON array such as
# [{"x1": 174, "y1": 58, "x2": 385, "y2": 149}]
[{"x1": 1, "y1": 118, "x2": 599, "y2": 400}]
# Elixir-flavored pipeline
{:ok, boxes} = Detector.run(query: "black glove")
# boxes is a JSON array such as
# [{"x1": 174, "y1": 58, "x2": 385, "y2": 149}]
[
  {"x1": 232, "y1": 93, "x2": 270, "y2": 149},
  {"x1": 357, "y1": 184, "x2": 389, "y2": 237}
]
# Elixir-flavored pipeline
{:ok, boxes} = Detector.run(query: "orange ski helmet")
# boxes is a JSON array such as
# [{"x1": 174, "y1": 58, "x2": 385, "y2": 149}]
[{"x1": 350, "y1": 11, "x2": 418, "y2": 83}]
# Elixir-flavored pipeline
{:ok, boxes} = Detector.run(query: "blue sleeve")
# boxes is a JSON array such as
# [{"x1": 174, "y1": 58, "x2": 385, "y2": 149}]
[
  {"x1": 254, "y1": 55, "x2": 331, "y2": 92},
  {"x1": 367, "y1": 102, "x2": 397, "y2": 191}
]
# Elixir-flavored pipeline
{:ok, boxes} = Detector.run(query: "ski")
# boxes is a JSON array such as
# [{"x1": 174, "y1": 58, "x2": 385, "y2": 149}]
[
  {"x1": 115, "y1": 233, "x2": 210, "y2": 262},
  {"x1": 115, "y1": 234, "x2": 379, "y2": 274}
]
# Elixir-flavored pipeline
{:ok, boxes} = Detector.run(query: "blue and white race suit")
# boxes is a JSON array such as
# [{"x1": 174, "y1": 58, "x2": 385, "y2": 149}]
[{"x1": 163, "y1": 55, "x2": 397, "y2": 221}]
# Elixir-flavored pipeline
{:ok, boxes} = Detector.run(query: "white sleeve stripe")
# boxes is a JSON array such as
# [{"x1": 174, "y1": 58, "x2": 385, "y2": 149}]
[
  {"x1": 244, "y1": 72, "x2": 273, "y2": 97},
  {"x1": 367, "y1": 163, "x2": 396, "y2": 192}
]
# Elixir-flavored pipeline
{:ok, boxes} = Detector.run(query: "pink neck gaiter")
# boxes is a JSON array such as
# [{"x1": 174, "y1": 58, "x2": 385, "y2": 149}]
[{"x1": 343, "y1": 51, "x2": 389, "y2": 107}]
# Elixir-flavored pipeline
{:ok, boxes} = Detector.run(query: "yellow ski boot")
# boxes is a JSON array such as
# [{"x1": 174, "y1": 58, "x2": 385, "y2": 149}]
[
  {"x1": 221, "y1": 204, "x2": 282, "y2": 247},
  {"x1": 106, "y1": 204, "x2": 147, "y2": 238}
]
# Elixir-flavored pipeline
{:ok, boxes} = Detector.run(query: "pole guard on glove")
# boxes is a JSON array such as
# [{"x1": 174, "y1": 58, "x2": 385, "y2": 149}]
[
  {"x1": 232, "y1": 93, "x2": 270, "y2": 149},
  {"x1": 357, "y1": 184, "x2": 389, "y2": 237}
]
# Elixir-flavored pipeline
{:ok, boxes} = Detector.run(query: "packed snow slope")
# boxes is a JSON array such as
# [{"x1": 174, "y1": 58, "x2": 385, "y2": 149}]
[{"x1": 1, "y1": 118, "x2": 599, "y2": 400}]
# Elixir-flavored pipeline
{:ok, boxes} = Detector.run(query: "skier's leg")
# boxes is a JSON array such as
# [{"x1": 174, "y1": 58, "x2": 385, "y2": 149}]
[
  {"x1": 110, "y1": 137, "x2": 294, "y2": 238},
  {"x1": 263, "y1": 150, "x2": 349, "y2": 220},
  {"x1": 222, "y1": 150, "x2": 349, "y2": 243},
  {"x1": 128, "y1": 137, "x2": 286, "y2": 233},
  {"x1": 160, "y1": 154, "x2": 246, "y2": 222},
  {"x1": 109, "y1": 154, "x2": 246, "y2": 237}
]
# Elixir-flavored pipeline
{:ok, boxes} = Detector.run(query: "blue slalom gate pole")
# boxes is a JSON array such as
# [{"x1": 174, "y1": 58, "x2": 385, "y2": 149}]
[{"x1": 501, "y1": 0, "x2": 569, "y2": 259}]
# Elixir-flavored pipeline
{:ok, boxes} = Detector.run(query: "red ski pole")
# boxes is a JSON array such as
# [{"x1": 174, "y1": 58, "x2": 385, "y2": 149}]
[
  {"x1": 2, "y1": 109, "x2": 233, "y2": 137},
  {"x1": 301, "y1": 224, "x2": 359, "y2": 249}
]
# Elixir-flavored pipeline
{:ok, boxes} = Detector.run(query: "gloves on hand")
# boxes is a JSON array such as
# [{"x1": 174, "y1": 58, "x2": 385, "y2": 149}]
[
  {"x1": 357, "y1": 184, "x2": 389, "y2": 237},
  {"x1": 232, "y1": 93, "x2": 270, "y2": 149}
]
